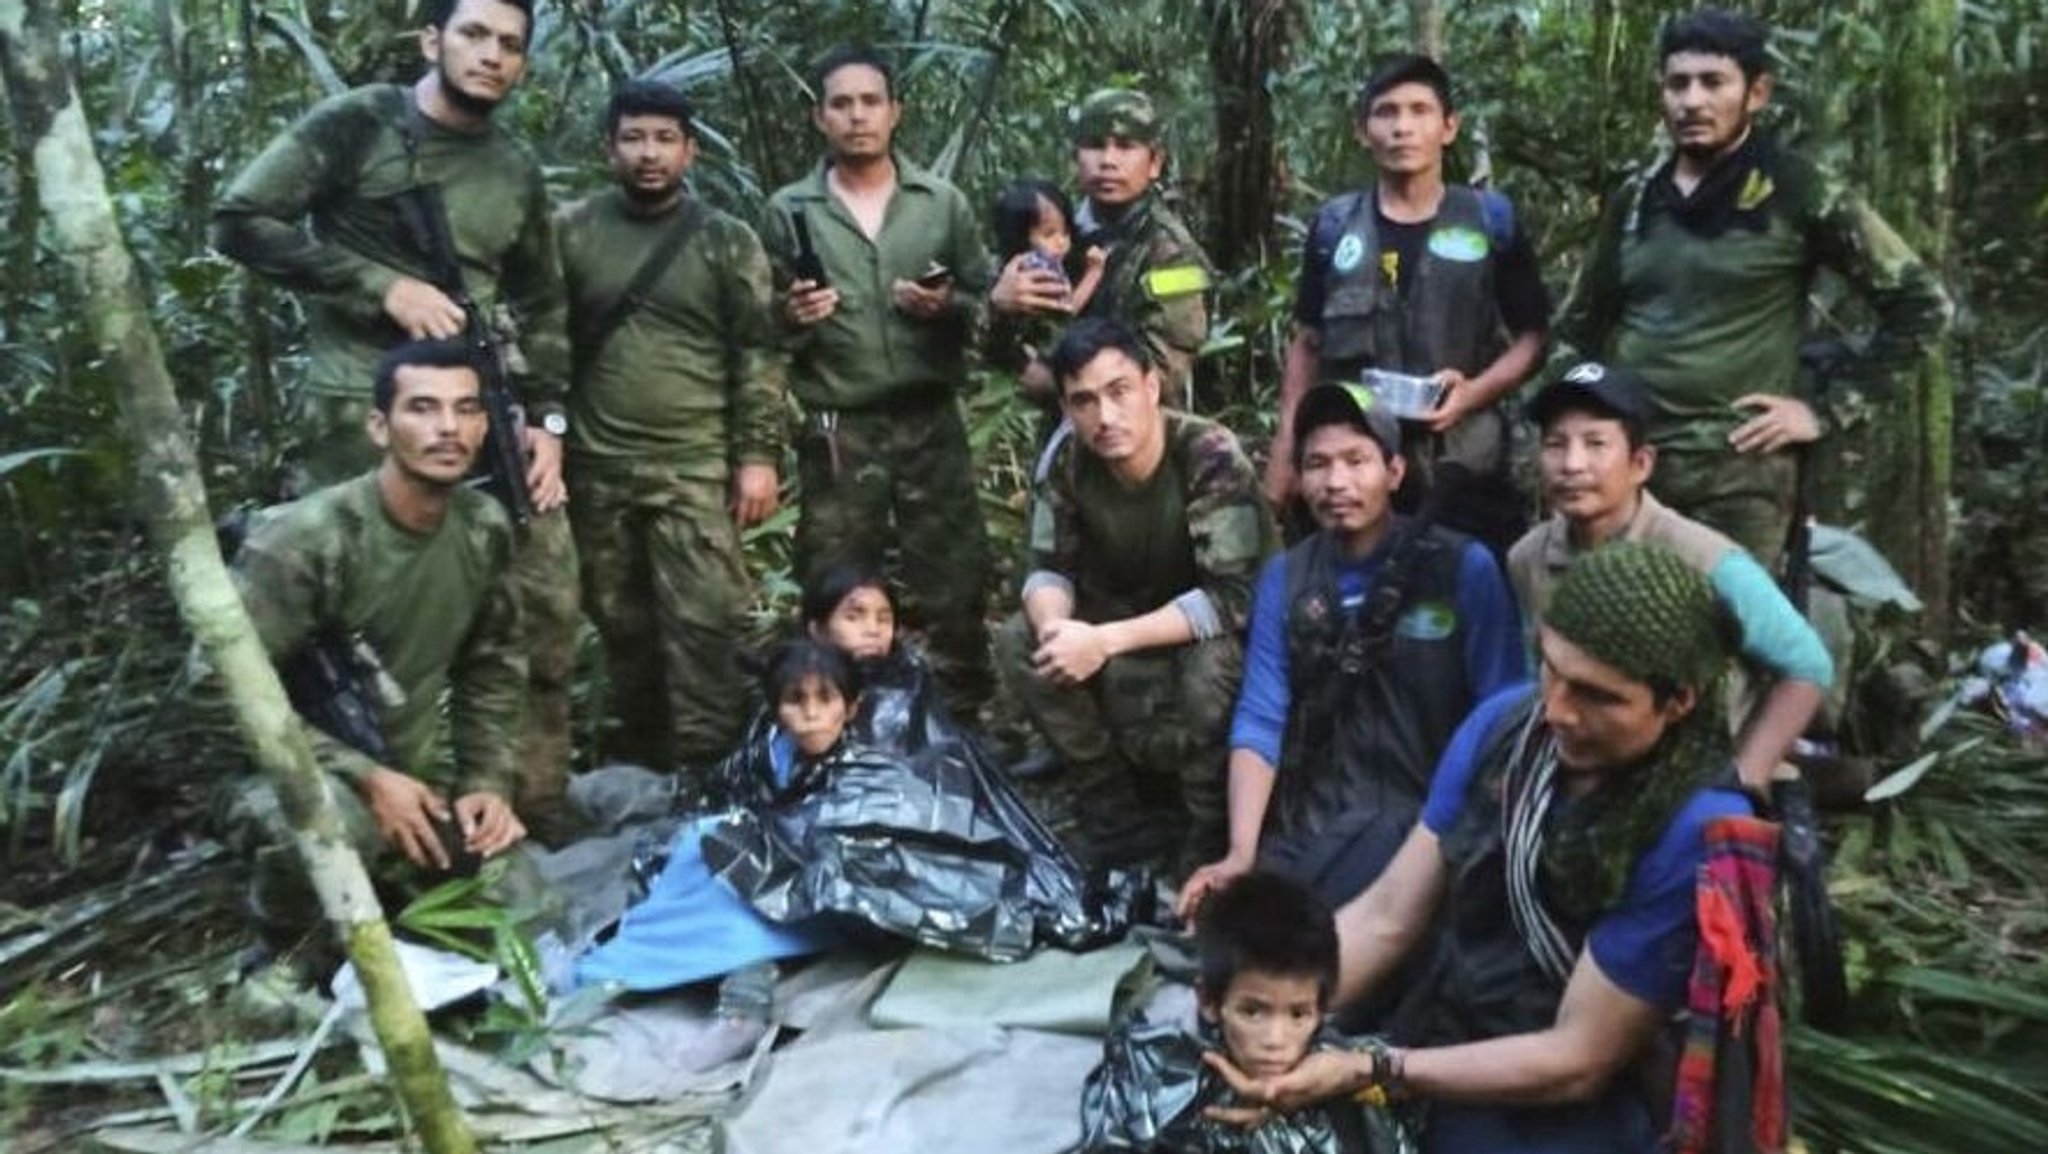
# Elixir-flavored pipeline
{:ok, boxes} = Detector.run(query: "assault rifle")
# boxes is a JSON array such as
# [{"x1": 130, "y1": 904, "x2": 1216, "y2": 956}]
[
  {"x1": 279, "y1": 631, "x2": 406, "y2": 767},
  {"x1": 393, "y1": 184, "x2": 535, "y2": 525}
]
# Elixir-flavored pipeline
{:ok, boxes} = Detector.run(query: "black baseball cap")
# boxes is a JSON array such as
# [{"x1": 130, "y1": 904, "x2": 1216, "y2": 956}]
[
  {"x1": 1294, "y1": 382, "x2": 1402, "y2": 463},
  {"x1": 1527, "y1": 361, "x2": 1653, "y2": 438}
]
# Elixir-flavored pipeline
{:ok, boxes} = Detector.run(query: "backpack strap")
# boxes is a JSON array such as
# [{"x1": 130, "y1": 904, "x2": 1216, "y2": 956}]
[{"x1": 573, "y1": 199, "x2": 710, "y2": 368}]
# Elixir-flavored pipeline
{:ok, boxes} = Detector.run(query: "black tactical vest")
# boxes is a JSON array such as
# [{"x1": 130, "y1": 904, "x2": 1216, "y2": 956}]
[
  {"x1": 1316, "y1": 186, "x2": 1507, "y2": 383},
  {"x1": 1265, "y1": 523, "x2": 1475, "y2": 853},
  {"x1": 1389, "y1": 698, "x2": 1590, "y2": 1048}
]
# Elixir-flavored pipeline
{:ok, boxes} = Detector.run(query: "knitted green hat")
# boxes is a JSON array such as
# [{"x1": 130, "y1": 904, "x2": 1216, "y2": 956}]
[{"x1": 1547, "y1": 541, "x2": 1731, "y2": 691}]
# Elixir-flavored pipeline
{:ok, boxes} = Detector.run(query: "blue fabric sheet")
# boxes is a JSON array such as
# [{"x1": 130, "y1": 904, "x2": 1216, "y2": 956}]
[{"x1": 574, "y1": 732, "x2": 839, "y2": 991}]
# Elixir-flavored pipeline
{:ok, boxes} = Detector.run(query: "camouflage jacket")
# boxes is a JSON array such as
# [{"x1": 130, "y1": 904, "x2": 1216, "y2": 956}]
[
  {"x1": 1027, "y1": 411, "x2": 1276, "y2": 632},
  {"x1": 555, "y1": 189, "x2": 784, "y2": 478},
  {"x1": 1076, "y1": 191, "x2": 1214, "y2": 406},
  {"x1": 233, "y1": 473, "x2": 527, "y2": 798},
  {"x1": 1552, "y1": 132, "x2": 1950, "y2": 454},
  {"x1": 212, "y1": 84, "x2": 569, "y2": 417}
]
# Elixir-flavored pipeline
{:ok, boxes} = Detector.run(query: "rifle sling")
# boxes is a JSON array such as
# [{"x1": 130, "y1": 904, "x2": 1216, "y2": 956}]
[{"x1": 575, "y1": 199, "x2": 710, "y2": 369}]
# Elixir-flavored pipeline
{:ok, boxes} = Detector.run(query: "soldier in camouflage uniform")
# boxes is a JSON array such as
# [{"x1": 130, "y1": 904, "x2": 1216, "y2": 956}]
[
  {"x1": 224, "y1": 341, "x2": 528, "y2": 935},
  {"x1": 761, "y1": 46, "x2": 995, "y2": 719},
  {"x1": 992, "y1": 89, "x2": 1213, "y2": 410},
  {"x1": 556, "y1": 81, "x2": 784, "y2": 776},
  {"x1": 212, "y1": 0, "x2": 579, "y2": 840},
  {"x1": 1552, "y1": 8, "x2": 1951, "y2": 569},
  {"x1": 995, "y1": 319, "x2": 1277, "y2": 876}
]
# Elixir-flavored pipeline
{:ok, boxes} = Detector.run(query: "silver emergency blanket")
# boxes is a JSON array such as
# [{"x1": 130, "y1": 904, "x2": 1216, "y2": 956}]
[
  {"x1": 1078, "y1": 1016, "x2": 1417, "y2": 1154},
  {"x1": 699, "y1": 708, "x2": 1141, "y2": 961}
]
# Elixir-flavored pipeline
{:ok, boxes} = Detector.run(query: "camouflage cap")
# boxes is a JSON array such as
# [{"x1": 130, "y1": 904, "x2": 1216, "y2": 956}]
[{"x1": 1073, "y1": 88, "x2": 1161, "y2": 144}]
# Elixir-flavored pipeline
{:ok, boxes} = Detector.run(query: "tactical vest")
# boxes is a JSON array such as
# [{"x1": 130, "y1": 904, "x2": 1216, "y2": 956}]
[
  {"x1": 1389, "y1": 698, "x2": 1591, "y2": 1048},
  {"x1": 1266, "y1": 524, "x2": 1473, "y2": 849},
  {"x1": 1316, "y1": 186, "x2": 1507, "y2": 383}
]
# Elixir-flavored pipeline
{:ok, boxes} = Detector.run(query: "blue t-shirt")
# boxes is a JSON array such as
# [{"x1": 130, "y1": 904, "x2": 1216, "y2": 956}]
[
  {"x1": 1229, "y1": 536, "x2": 1527, "y2": 766},
  {"x1": 1422, "y1": 688, "x2": 1753, "y2": 1010}
]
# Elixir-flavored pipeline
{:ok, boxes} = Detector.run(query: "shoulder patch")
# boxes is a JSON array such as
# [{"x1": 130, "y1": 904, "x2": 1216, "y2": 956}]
[{"x1": 1143, "y1": 264, "x2": 1211, "y2": 299}]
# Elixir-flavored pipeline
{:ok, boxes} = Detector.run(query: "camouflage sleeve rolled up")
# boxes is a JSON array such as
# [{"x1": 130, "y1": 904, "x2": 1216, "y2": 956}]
[
  {"x1": 1806, "y1": 178, "x2": 1953, "y2": 390},
  {"x1": 1183, "y1": 423, "x2": 1277, "y2": 633},
  {"x1": 499, "y1": 170, "x2": 572, "y2": 418},
  {"x1": 449, "y1": 552, "x2": 527, "y2": 800},
  {"x1": 1546, "y1": 179, "x2": 1634, "y2": 383},
  {"x1": 1125, "y1": 210, "x2": 1214, "y2": 403},
  {"x1": 232, "y1": 530, "x2": 383, "y2": 787},
  {"x1": 212, "y1": 93, "x2": 404, "y2": 324},
  {"x1": 718, "y1": 217, "x2": 788, "y2": 465}
]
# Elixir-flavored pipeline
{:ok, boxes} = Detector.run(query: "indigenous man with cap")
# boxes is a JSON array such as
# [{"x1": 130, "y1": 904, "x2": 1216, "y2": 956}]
[
  {"x1": 1552, "y1": 8, "x2": 1949, "y2": 569},
  {"x1": 991, "y1": 88, "x2": 1214, "y2": 408},
  {"x1": 1179, "y1": 381, "x2": 1524, "y2": 918},
  {"x1": 761, "y1": 44, "x2": 996, "y2": 718},
  {"x1": 1207, "y1": 542, "x2": 1759, "y2": 1154},
  {"x1": 996, "y1": 318, "x2": 1275, "y2": 875},
  {"x1": 555, "y1": 79, "x2": 784, "y2": 777},
  {"x1": 1263, "y1": 55, "x2": 1551, "y2": 556},
  {"x1": 1510, "y1": 361, "x2": 1833, "y2": 794},
  {"x1": 213, "y1": 0, "x2": 580, "y2": 840}
]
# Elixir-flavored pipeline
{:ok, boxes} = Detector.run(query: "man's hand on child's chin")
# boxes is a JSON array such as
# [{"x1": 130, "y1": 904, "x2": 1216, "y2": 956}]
[{"x1": 1199, "y1": 1048, "x2": 1370, "y2": 1125}]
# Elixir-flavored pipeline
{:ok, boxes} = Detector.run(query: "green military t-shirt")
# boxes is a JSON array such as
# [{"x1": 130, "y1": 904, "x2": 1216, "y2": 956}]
[
  {"x1": 555, "y1": 189, "x2": 784, "y2": 477},
  {"x1": 234, "y1": 473, "x2": 526, "y2": 797},
  {"x1": 1553, "y1": 139, "x2": 1947, "y2": 454},
  {"x1": 213, "y1": 84, "x2": 568, "y2": 412},
  {"x1": 1030, "y1": 411, "x2": 1275, "y2": 629}
]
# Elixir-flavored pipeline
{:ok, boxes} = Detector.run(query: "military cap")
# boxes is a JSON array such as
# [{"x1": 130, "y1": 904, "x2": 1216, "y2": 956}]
[
  {"x1": 1293, "y1": 381, "x2": 1402, "y2": 461},
  {"x1": 1073, "y1": 88, "x2": 1161, "y2": 144}
]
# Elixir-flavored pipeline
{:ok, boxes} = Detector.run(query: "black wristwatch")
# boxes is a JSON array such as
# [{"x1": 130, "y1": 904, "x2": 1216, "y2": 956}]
[{"x1": 539, "y1": 411, "x2": 568, "y2": 437}]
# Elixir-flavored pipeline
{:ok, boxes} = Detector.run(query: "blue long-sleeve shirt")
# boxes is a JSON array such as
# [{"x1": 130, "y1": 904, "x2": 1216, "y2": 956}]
[{"x1": 1229, "y1": 535, "x2": 1528, "y2": 766}]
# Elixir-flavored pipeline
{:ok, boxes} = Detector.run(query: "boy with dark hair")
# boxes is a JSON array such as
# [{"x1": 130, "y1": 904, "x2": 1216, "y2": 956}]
[{"x1": 1080, "y1": 870, "x2": 1410, "y2": 1153}]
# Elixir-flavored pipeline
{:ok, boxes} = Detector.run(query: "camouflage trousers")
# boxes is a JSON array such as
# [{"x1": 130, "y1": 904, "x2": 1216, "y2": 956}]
[
  {"x1": 1651, "y1": 446, "x2": 1800, "y2": 573},
  {"x1": 993, "y1": 612, "x2": 1239, "y2": 877},
  {"x1": 288, "y1": 392, "x2": 582, "y2": 844},
  {"x1": 794, "y1": 396, "x2": 993, "y2": 718},
  {"x1": 569, "y1": 461, "x2": 753, "y2": 775}
]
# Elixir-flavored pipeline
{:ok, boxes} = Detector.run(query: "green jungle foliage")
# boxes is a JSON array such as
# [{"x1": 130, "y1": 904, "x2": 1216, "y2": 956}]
[{"x1": 4, "y1": 2, "x2": 2047, "y2": 1150}]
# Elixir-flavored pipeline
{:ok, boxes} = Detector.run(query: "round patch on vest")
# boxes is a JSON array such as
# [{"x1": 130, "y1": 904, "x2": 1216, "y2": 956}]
[
  {"x1": 1427, "y1": 226, "x2": 1490, "y2": 263},
  {"x1": 1394, "y1": 601, "x2": 1458, "y2": 641},
  {"x1": 1332, "y1": 234, "x2": 1366, "y2": 274}
]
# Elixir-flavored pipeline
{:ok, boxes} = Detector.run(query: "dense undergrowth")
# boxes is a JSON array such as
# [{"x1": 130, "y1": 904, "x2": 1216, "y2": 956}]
[{"x1": 5, "y1": 1, "x2": 2048, "y2": 1150}]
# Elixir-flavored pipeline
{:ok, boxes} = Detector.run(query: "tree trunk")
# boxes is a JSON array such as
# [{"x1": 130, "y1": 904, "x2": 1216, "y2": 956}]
[
  {"x1": 1864, "y1": 0, "x2": 1957, "y2": 635},
  {"x1": 0, "y1": 4, "x2": 477, "y2": 1150},
  {"x1": 1205, "y1": 0, "x2": 1294, "y2": 275},
  {"x1": 1407, "y1": 0, "x2": 1443, "y2": 59},
  {"x1": 1204, "y1": 0, "x2": 1296, "y2": 411}
]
